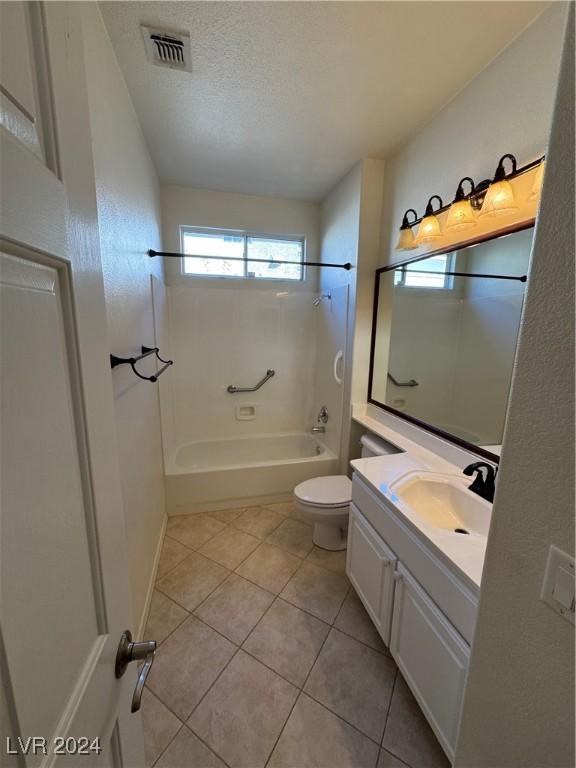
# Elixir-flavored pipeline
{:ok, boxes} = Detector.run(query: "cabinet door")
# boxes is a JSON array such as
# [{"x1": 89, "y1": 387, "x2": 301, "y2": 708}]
[
  {"x1": 347, "y1": 504, "x2": 396, "y2": 644},
  {"x1": 390, "y1": 564, "x2": 470, "y2": 762}
]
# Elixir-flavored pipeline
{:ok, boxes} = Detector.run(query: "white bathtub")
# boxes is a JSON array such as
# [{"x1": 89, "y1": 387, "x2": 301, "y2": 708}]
[{"x1": 165, "y1": 432, "x2": 338, "y2": 514}]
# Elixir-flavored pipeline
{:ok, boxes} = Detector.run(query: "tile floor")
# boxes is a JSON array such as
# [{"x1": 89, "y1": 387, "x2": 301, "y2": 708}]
[{"x1": 143, "y1": 502, "x2": 449, "y2": 768}]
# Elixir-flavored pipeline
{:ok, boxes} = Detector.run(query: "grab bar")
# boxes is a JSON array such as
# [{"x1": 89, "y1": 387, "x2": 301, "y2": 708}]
[
  {"x1": 388, "y1": 372, "x2": 419, "y2": 388},
  {"x1": 227, "y1": 369, "x2": 275, "y2": 394}
]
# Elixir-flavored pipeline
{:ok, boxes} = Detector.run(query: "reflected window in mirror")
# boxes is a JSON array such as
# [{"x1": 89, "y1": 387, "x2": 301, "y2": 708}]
[
  {"x1": 369, "y1": 226, "x2": 534, "y2": 461},
  {"x1": 394, "y1": 253, "x2": 455, "y2": 290}
]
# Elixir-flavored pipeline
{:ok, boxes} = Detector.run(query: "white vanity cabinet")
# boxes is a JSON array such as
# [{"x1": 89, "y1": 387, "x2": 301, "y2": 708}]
[
  {"x1": 347, "y1": 504, "x2": 396, "y2": 644},
  {"x1": 348, "y1": 473, "x2": 479, "y2": 763},
  {"x1": 391, "y1": 564, "x2": 470, "y2": 760}
]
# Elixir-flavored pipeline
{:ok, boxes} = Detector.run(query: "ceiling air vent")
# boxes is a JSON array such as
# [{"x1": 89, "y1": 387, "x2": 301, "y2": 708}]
[{"x1": 141, "y1": 26, "x2": 191, "y2": 72}]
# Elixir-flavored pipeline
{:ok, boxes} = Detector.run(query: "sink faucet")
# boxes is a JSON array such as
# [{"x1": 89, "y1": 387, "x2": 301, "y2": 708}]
[{"x1": 463, "y1": 462, "x2": 497, "y2": 503}]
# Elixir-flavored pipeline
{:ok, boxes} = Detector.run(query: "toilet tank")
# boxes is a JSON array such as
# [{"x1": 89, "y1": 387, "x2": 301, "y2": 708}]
[{"x1": 360, "y1": 432, "x2": 400, "y2": 458}]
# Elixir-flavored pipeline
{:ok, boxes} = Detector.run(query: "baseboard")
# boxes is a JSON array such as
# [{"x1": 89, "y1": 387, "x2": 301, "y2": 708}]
[{"x1": 137, "y1": 513, "x2": 167, "y2": 641}]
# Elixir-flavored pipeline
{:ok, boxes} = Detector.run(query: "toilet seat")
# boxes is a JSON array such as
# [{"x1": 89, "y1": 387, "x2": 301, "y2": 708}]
[{"x1": 294, "y1": 475, "x2": 351, "y2": 509}]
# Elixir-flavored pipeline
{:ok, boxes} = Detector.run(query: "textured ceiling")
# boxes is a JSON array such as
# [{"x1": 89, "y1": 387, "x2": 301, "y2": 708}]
[{"x1": 100, "y1": 1, "x2": 548, "y2": 201}]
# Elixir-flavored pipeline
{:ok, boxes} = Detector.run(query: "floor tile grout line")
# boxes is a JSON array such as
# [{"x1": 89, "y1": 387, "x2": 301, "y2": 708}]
[
  {"x1": 185, "y1": 646, "x2": 243, "y2": 761},
  {"x1": 183, "y1": 723, "x2": 235, "y2": 768},
  {"x1": 152, "y1": 519, "x2": 399, "y2": 766},
  {"x1": 150, "y1": 721, "x2": 185, "y2": 768},
  {"x1": 156, "y1": 534, "x2": 196, "y2": 580},
  {"x1": 233, "y1": 546, "x2": 304, "y2": 596},
  {"x1": 200, "y1": 529, "x2": 294, "y2": 575},
  {"x1": 380, "y1": 669, "x2": 400, "y2": 749},
  {"x1": 380, "y1": 745, "x2": 412, "y2": 768},
  {"x1": 161, "y1": 524, "x2": 350, "y2": 607},
  {"x1": 154, "y1": 538, "x2": 389, "y2": 659},
  {"x1": 263, "y1": 595, "x2": 341, "y2": 768},
  {"x1": 149, "y1": 606, "x2": 190, "y2": 648},
  {"x1": 278, "y1": 578, "x2": 348, "y2": 627},
  {"x1": 302, "y1": 689, "x2": 385, "y2": 749},
  {"x1": 154, "y1": 563, "x2": 232, "y2": 616}
]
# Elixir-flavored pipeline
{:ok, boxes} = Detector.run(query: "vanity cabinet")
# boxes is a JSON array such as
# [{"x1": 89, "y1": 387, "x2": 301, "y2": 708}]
[
  {"x1": 390, "y1": 564, "x2": 470, "y2": 760},
  {"x1": 348, "y1": 474, "x2": 478, "y2": 763},
  {"x1": 347, "y1": 504, "x2": 396, "y2": 644}
]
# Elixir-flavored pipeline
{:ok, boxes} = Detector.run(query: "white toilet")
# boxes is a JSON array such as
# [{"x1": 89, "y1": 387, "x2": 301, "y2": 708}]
[{"x1": 294, "y1": 432, "x2": 399, "y2": 550}]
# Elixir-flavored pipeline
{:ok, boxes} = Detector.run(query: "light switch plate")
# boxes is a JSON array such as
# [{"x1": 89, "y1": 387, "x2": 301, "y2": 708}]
[{"x1": 541, "y1": 545, "x2": 575, "y2": 625}]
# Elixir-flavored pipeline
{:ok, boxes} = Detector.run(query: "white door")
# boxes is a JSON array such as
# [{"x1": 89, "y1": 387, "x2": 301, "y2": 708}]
[
  {"x1": 1, "y1": 3, "x2": 147, "y2": 765},
  {"x1": 347, "y1": 504, "x2": 397, "y2": 645}
]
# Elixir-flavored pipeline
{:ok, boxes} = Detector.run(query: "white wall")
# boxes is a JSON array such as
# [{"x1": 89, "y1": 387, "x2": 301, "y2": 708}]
[
  {"x1": 319, "y1": 159, "x2": 385, "y2": 468},
  {"x1": 455, "y1": 9, "x2": 574, "y2": 764},
  {"x1": 161, "y1": 185, "x2": 320, "y2": 288},
  {"x1": 379, "y1": 3, "x2": 566, "y2": 268},
  {"x1": 81, "y1": 4, "x2": 166, "y2": 630}
]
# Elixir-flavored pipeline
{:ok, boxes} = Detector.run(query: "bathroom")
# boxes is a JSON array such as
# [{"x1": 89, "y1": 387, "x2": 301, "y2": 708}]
[{"x1": 1, "y1": 3, "x2": 573, "y2": 768}]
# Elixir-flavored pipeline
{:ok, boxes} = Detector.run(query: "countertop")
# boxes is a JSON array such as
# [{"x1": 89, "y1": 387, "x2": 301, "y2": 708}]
[{"x1": 350, "y1": 409, "x2": 490, "y2": 591}]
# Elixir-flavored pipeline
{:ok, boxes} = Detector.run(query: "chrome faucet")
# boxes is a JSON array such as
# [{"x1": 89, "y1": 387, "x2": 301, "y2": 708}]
[{"x1": 311, "y1": 406, "x2": 329, "y2": 434}]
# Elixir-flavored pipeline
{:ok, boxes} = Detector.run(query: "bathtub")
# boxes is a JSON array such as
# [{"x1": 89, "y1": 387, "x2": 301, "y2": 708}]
[{"x1": 165, "y1": 432, "x2": 338, "y2": 515}]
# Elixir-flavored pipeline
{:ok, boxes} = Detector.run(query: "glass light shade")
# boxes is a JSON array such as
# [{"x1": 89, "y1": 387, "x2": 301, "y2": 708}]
[
  {"x1": 528, "y1": 162, "x2": 545, "y2": 201},
  {"x1": 395, "y1": 226, "x2": 417, "y2": 250},
  {"x1": 479, "y1": 179, "x2": 518, "y2": 217},
  {"x1": 445, "y1": 199, "x2": 476, "y2": 231},
  {"x1": 414, "y1": 214, "x2": 441, "y2": 245}
]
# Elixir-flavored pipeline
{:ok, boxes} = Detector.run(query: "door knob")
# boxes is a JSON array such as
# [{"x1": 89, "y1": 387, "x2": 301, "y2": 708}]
[{"x1": 115, "y1": 630, "x2": 156, "y2": 713}]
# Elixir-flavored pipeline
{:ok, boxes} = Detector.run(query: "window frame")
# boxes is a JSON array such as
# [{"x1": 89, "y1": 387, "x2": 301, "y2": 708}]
[{"x1": 179, "y1": 226, "x2": 306, "y2": 282}]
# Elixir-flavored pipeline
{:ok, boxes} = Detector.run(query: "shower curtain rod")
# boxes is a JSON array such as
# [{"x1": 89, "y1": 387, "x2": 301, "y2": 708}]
[
  {"x1": 400, "y1": 268, "x2": 527, "y2": 282},
  {"x1": 148, "y1": 249, "x2": 353, "y2": 270}
]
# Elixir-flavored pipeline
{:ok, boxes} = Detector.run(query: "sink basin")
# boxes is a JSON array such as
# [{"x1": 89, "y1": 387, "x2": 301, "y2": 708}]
[{"x1": 390, "y1": 471, "x2": 492, "y2": 537}]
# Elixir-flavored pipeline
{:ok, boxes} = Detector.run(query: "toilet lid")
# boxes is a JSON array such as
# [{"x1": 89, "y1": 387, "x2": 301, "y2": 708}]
[{"x1": 294, "y1": 475, "x2": 352, "y2": 507}]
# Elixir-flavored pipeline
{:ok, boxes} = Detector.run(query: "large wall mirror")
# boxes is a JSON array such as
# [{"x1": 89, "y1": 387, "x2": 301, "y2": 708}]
[{"x1": 368, "y1": 226, "x2": 535, "y2": 461}]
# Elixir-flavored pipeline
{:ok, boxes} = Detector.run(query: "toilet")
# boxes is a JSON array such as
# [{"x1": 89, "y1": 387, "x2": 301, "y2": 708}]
[{"x1": 294, "y1": 432, "x2": 399, "y2": 550}]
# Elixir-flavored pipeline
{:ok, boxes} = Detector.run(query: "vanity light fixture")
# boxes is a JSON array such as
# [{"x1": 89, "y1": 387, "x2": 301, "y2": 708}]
[
  {"x1": 446, "y1": 177, "x2": 477, "y2": 231},
  {"x1": 395, "y1": 209, "x2": 418, "y2": 250},
  {"x1": 414, "y1": 196, "x2": 443, "y2": 245},
  {"x1": 529, "y1": 160, "x2": 545, "y2": 201},
  {"x1": 394, "y1": 153, "x2": 545, "y2": 247},
  {"x1": 479, "y1": 154, "x2": 519, "y2": 218}
]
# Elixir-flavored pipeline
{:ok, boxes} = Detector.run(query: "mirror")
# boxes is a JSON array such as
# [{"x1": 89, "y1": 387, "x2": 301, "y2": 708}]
[{"x1": 369, "y1": 227, "x2": 534, "y2": 460}]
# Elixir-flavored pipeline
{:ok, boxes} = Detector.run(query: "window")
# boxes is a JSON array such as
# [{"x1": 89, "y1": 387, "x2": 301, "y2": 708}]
[
  {"x1": 181, "y1": 227, "x2": 305, "y2": 280},
  {"x1": 394, "y1": 254, "x2": 454, "y2": 289}
]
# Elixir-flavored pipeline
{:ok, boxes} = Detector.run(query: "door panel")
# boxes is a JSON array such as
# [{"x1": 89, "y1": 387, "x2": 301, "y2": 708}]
[
  {"x1": 390, "y1": 564, "x2": 469, "y2": 761},
  {"x1": 1, "y1": 3, "x2": 146, "y2": 765},
  {"x1": 1, "y1": 251, "x2": 102, "y2": 750},
  {"x1": 347, "y1": 504, "x2": 396, "y2": 644}
]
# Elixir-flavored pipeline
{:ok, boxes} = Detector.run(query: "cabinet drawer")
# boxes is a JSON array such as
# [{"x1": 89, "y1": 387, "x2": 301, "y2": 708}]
[
  {"x1": 347, "y1": 504, "x2": 396, "y2": 645},
  {"x1": 391, "y1": 564, "x2": 469, "y2": 762}
]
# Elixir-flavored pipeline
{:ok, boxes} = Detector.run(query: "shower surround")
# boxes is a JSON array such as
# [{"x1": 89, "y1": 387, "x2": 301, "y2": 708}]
[{"x1": 157, "y1": 281, "x2": 346, "y2": 513}]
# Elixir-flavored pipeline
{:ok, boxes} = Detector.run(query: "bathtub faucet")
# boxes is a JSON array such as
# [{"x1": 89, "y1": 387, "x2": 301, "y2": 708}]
[{"x1": 311, "y1": 405, "x2": 329, "y2": 433}]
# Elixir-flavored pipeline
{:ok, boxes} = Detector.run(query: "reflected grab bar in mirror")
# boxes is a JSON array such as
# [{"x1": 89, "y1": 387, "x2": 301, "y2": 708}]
[
  {"x1": 388, "y1": 372, "x2": 419, "y2": 387},
  {"x1": 227, "y1": 369, "x2": 275, "y2": 393}
]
